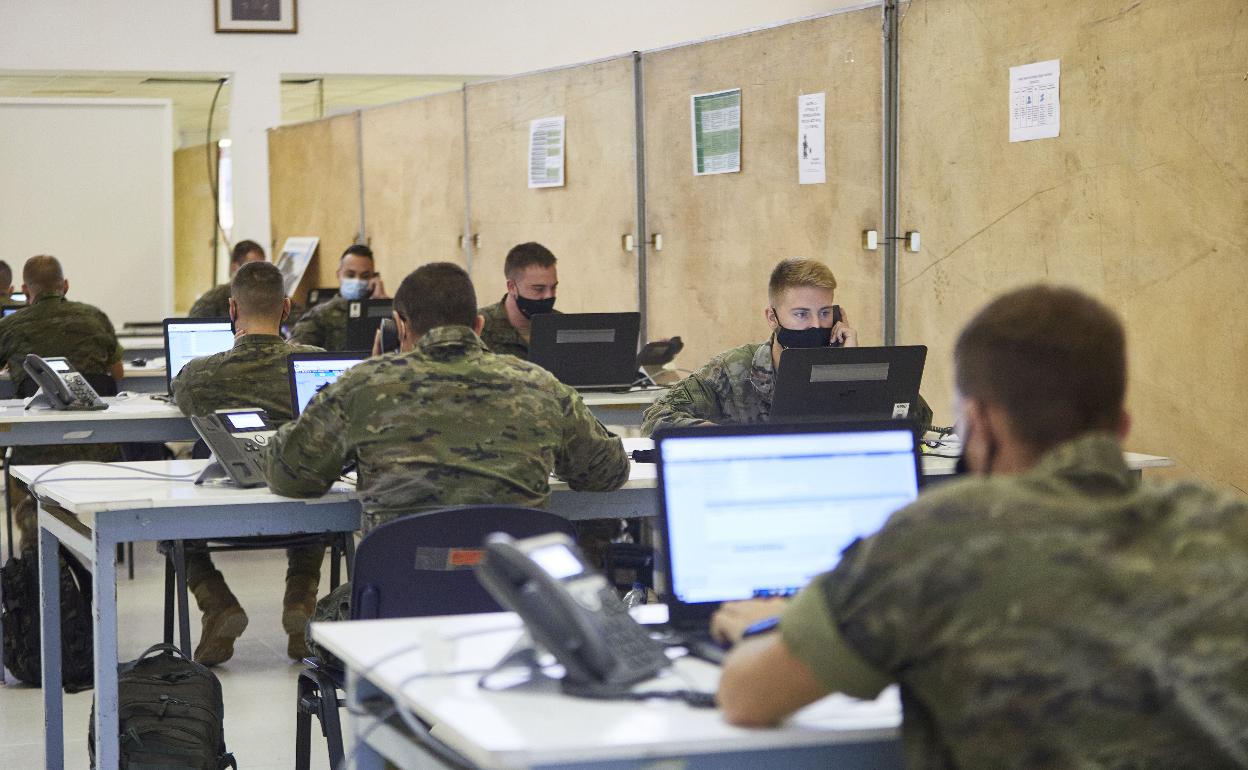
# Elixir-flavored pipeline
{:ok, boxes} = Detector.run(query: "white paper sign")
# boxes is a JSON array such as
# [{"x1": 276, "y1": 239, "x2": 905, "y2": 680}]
[
  {"x1": 1009, "y1": 59, "x2": 1060, "y2": 142},
  {"x1": 798, "y1": 92, "x2": 826, "y2": 185},
  {"x1": 274, "y1": 236, "x2": 319, "y2": 297},
  {"x1": 528, "y1": 116, "x2": 565, "y2": 188}
]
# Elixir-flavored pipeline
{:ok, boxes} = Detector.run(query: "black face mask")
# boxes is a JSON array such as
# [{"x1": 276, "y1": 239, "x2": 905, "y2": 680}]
[
  {"x1": 772, "y1": 311, "x2": 833, "y2": 349},
  {"x1": 515, "y1": 294, "x2": 556, "y2": 319}
]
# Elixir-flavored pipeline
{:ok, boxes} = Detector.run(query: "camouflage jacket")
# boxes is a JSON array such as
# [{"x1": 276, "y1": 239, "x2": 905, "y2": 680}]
[
  {"x1": 171, "y1": 333, "x2": 322, "y2": 423},
  {"x1": 0, "y1": 292, "x2": 123, "y2": 465},
  {"x1": 0, "y1": 292, "x2": 122, "y2": 393},
  {"x1": 188, "y1": 283, "x2": 231, "y2": 319},
  {"x1": 264, "y1": 325, "x2": 630, "y2": 531},
  {"x1": 476, "y1": 295, "x2": 561, "y2": 360},
  {"x1": 290, "y1": 294, "x2": 348, "y2": 352},
  {"x1": 783, "y1": 433, "x2": 1248, "y2": 769},
  {"x1": 642, "y1": 340, "x2": 933, "y2": 435}
]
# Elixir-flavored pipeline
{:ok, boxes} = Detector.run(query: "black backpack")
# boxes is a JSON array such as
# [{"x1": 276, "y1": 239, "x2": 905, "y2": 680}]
[
  {"x1": 1, "y1": 545, "x2": 94, "y2": 692},
  {"x1": 90, "y1": 643, "x2": 237, "y2": 769}
]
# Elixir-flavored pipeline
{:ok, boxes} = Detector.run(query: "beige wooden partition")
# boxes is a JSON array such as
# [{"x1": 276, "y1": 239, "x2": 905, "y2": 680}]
[
  {"x1": 896, "y1": 0, "x2": 1248, "y2": 489},
  {"x1": 642, "y1": 8, "x2": 885, "y2": 369},
  {"x1": 465, "y1": 56, "x2": 639, "y2": 312},
  {"x1": 268, "y1": 112, "x2": 362, "y2": 301},
  {"x1": 361, "y1": 90, "x2": 467, "y2": 280},
  {"x1": 173, "y1": 144, "x2": 217, "y2": 313}
]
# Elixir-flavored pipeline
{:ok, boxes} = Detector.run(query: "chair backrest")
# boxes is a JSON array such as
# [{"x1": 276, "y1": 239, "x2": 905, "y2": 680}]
[{"x1": 350, "y1": 506, "x2": 576, "y2": 621}]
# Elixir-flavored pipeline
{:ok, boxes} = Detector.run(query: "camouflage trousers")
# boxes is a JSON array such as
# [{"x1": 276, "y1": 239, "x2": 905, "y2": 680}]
[{"x1": 184, "y1": 543, "x2": 326, "y2": 592}]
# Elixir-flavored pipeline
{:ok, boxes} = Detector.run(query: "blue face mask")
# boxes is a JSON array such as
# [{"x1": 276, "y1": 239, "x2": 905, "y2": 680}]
[{"x1": 340, "y1": 277, "x2": 369, "y2": 301}]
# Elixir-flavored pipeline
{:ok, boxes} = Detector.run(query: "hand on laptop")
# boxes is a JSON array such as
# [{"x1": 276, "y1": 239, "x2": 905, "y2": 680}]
[
  {"x1": 831, "y1": 308, "x2": 857, "y2": 348},
  {"x1": 710, "y1": 597, "x2": 789, "y2": 646}
]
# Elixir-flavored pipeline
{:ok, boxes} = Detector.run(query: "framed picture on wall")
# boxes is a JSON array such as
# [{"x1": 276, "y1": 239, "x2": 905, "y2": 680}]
[{"x1": 214, "y1": 0, "x2": 298, "y2": 34}]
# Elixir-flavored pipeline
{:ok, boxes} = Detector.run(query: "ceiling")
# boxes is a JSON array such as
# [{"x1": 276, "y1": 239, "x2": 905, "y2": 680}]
[{"x1": 0, "y1": 71, "x2": 476, "y2": 147}]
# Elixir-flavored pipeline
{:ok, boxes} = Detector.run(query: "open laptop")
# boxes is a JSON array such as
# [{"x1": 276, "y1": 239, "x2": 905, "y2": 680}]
[
  {"x1": 772, "y1": 345, "x2": 927, "y2": 423},
  {"x1": 288, "y1": 351, "x2": 368, "y2": 416},
  {"x1": 655, "y1": 421, "x2": 921, "y2": 652},
  {"x1": 2, "y1": 307, "x2": 20, "y2": 317},
  {"x1": 163, "y1": 317, "x2": 235, "y2": 393},
  {"x1": 529, "y1": 312, "x2": 641, "y2": 390},
  {"x1": 343, "y1": 299, "x2": 393, "y2": 352}
]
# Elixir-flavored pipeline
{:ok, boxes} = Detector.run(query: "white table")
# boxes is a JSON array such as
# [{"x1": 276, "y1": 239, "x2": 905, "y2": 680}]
[
  {"x1": 581, "y1": 388, "x2": 665, "y2": 428},
  {"x1": 312, "y1": 613, "x2": 903, "y2": 769},
  {"x1": 120, "y1": 362, "x2": 168, "y2": 393},
  {"x1": 19, "y1": 459, "x2": 361, "y2": 770},
  {"x1": 0, "y1": 394, "x2": 195, "y2": 447}
]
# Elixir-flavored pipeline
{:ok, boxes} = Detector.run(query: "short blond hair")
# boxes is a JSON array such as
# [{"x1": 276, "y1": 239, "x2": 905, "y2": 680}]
[{"x1": 768, "y1": 258, "x2": 837, "y2": 304}]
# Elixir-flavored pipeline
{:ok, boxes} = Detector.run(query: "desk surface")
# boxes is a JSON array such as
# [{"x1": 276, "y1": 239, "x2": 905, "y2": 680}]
[
  {"x1": 579, "y1": 388, "x2": 666, "y2": 407},
  {"x1": 0, "y1": 394, "x2": 183, "y2": 424},
  {"x1": 313, "y1": 613, "x2": 900, "y2": 769},
  {"x1": 12, "y1": 458, "x2": 355, "y2": 515}
]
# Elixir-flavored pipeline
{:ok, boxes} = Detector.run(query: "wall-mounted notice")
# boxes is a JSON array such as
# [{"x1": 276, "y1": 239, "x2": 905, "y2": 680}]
[
  {"x1": 691, "y1": 88, "x2": 741, "y2": 175},
  {"x1": 798, "y1": 92, "x2": 826, "y2": 185},
  {"x1": 274, "y1": 236, "x2": 319, "y2": 297},
  {"x1": 1009, "y1": 59, "x2": 1061, "y2": 142},
  {"x1": 528, "y1": 115, "x2": 566, "y2": 189}
]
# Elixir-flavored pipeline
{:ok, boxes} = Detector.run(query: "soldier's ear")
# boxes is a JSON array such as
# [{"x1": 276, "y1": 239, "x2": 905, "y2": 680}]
[
  {"x1": 279, "y1": 297, "x2": 291, "y2": 323},
  {"x1": 764, "y1": 306, "x2": 779, "y2": 329},
  {"x1": 61, "y1": 279, "x2": 69, "y2": 296},
  {"x1": 472, "y1": 314, "x2": 485, "y2": 336}
]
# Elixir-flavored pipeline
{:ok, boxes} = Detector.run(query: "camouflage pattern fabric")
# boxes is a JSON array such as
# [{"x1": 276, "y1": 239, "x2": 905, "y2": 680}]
[
  {"x1": 476, "y1": 294, "x2": 561, "y2": 360},
  {"x1": 0, "y1": 292, "x2": 122, "y2": 393},
  {"x1": 187, "y1": 283, "x2": 231, "y2": 319},
  {"x1": 0, "y1": 292, "x2": 123, "y2": 467},
  {"x1": 289, "y1": 294, "x2": 349, "y2": 352},
  {"x1": 783, "y1": 432, "x2": 1248, "y2": 769},
  {"x1": 0, "y1": 295, "x2": 25, "y2": 311},
  {"x1": 264, "y1": 324, "x2": 630, "y2": 532},
  {"x1": 642, "y1": 339, "x2": 934, "y2": 435},
  {"x1": 171, "y1": 333, "x2": 322, "y2": 422}
]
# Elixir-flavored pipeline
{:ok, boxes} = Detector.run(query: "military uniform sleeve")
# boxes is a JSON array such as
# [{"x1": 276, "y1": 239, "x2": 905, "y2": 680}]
[
  {"x1": 96, "y1": 308, "x2": 123, "y2": 366},
  {"x1": 289, "y1": 308, "x2": 325, "y2": 348},
  {"x1": 641, "y1": 366, "x2": 727, "y2": 436},
  {"x1": 170, "y1": 364, "x2": 201, "y2": 417},
  {"x1": 553, "y1": 385, "x2": 630, "y2": 492},
  {"x1": 780, "y1": 575, "x2": 892, "y2": 699},
  {"x1": 264, "y1": 380, "x2": 353, "y2": 498}
]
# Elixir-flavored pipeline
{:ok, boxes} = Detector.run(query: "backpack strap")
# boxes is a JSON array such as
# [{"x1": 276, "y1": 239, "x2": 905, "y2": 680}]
[{"x1": 135, "y1": 642, "x2": 190, "y2": 662}]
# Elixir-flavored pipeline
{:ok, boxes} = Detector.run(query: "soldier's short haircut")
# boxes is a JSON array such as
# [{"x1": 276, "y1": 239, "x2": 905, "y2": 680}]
[
  {"x1": 394, "y1": 262, "x2": 477, "y2": 336},
  {"x1": 0, "y1": 260, "x2": 11, "y2": 289},
  {"x1": 23, "y1": 255, "x2": 64, "y2": 298},
  {"x1": 955, "y1": 284, "x2": 1126, "y2": 453},
  {"x1": 767, "y1": 258, "x2": 838, "y2": 304},
  {"x1": 341, "y1": 244, "x2": 374, "y2": 262},
  {"x1": 503, "y1": 242, "x2": 557, "y2": 280},
  {"x1": 231, "y1": 240, "x2": 265, "y2": 265},
  {"x1": 230, "y1": 260, "x2": 286, "y2": 317}
]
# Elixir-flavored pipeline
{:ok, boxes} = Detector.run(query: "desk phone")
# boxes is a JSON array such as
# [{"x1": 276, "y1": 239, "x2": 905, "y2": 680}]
[
  {"x1": 190, "y1": 408, "x2": 276, "y2": 488},
  {"x1": 476, "y1": 532, "x2": 670, "y2": 697},
  {"x1": 22, "y1": 354, "x2": 107, "y2": 411}
]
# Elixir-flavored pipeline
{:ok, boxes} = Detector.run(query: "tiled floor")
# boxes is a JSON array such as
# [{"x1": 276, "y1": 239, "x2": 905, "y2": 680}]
[{"x1": 0, "y1": 543, "x2": 349, "y2": 768}]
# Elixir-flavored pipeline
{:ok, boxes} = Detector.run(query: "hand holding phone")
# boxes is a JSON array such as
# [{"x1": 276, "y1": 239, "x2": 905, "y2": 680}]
[
  {"x1": 368, "y1": 275, "x2": 388, "y2": 299},
  {"x1": 829, "y1": 305, "x2": 857, "y2": 348}
]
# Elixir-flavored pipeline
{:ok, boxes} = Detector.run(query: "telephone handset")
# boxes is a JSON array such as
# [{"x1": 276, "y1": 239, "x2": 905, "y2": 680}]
[
  {"x1": 476, "y1": 532, "x2": 670, "y2": 697},
  {"x1": 22, "y1": 354, "x2": 107, "y2": 411},
  {"x1": 830, "y1": 304, "x2": 844, "y2": 347},
  {"x1": 190, "y1": 408, "x2": 277, "y2": 488}
]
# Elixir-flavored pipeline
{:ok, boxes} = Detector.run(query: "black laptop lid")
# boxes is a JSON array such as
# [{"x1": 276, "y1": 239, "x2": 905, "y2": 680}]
[
  {"x1": 771, "y1": 345, "x2": 927, "y2": 422},
  {"x1": 656, "y1": 420, "x2": 921, "y2": 627},
  {"x1": 343, "y1": 299, "x2": 393, "y2": 352},
  {"x1": 528, "y1": 312, "x2": 641, "y2": 388},
  {"x1": 163, "y1": 317, "x2": 235, "y2": 393}
]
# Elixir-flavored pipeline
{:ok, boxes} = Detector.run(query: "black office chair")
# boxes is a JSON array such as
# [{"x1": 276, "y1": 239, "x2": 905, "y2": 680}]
[{"x1": 293, "y1": 505, "x2": 577, "y2": 770}]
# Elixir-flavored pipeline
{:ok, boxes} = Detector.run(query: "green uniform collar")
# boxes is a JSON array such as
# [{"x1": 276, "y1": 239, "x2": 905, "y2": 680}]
[
  {"x1": 418, "y1": 325, "x2": 486, "y2": 357},
  {"x1": 32, "y1": 292, "x2": 65, "y2": 305},
  {"x1": 233, "y1": 332, "x2": 283, "y2": 347},
  {"x1": 1026, "y1": 432, "x2": 1135, "y2": 492}
]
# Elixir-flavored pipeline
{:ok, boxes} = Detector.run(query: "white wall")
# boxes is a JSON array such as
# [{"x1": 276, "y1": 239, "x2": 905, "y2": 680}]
[
  {"x1": 0, "y1": 0, "x2": 873, "y2": 273},
  {"x1": 0, "y1": 99, "x2": 174, "y2": 327}
]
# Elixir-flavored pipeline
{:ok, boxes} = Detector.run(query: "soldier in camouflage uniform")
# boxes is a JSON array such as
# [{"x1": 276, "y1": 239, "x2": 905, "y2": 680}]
[
  {"x1": 476, "y1": 241, "x2": 560, "y2": 359},
  {"x1": 188, "y1": 240, "x2": 267, "y2": 318},
  {"x1": 289, "y1": 244, "x2": 386, "y2": 351},
  {"x1": 0, "y1": 256, "x2": 124, "y2": 549},
  {"x1": 0, "y1": 260, "x2": 25, "y2": 311},
  {"x1": 642, "y1": 257, "x2": 932, "y2": 435},
  {"x1": 172, "y1": 261, "x2": 325, "y2": 665},
  {"x1": 265, "y1": 263, "x2": 629, "y2": 653},
  {"x1": 714, "y1": 286, "x2": 1248, "y2": 768}
]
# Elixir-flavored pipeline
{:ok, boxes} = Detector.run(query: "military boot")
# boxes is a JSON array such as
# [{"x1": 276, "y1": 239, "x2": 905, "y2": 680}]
[
  {"x1": 282, "y1": 574, "x2": 320, "y2": 660},
  {"x1": 191, "y1": 571, "x2": 248, "y2": 667}
]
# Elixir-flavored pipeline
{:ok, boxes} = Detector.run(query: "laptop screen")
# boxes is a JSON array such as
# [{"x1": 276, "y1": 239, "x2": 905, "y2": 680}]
[
  {"x1": 659, "y1": 428, "x2": 919, "y2": 605},
  {"x1": 165, "y1": 321, "x2": 234, "y2": 381},
  {"x1": 2, "y1": 307, "x2": 20, "y2": 317},
  {"x1": 290, "y1": 355, "x2": 366, "y2": 415}
]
